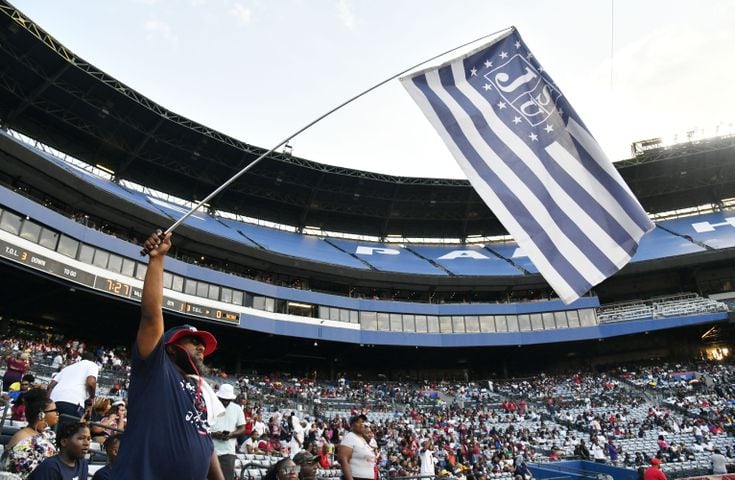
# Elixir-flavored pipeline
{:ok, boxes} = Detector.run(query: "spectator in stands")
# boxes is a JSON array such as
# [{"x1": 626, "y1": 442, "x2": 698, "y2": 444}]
[
  {"x1": 293, "y1": 450, "x2": 319, "y2": 480},
  {"x1": 643, "y1": 458, "x2": 666, "y2": 480},
  {"x1": 212, "y1": 383, "x2": 247, "y2": 480},
  {"x1": 110, "y1": 230, "x2": 225, "y2": 480},
  {"x1": 289, "y1": 416, "x2": 306, "y2": 458},
  {"x1": 264, "y1": 458, "x2": 300, "y2": 480},
  {"x1": 318, "y1": 443, "x2": 333, "y2": 469},
  {"x1": 711, "y1": 448, "x2": 728, "y2": 475},
  {"x1": 590, "y1": 440, "x2": 605, "y2": 463},
  {"x1": 11, "y1": 374, "x2": 36, "y2": 421},
  {"x1": 4, "y1": 388, "x2": 59, "y2": 478},
  {"x1": 253, "y1": 412, "x2": 267, "y2": 436},
  {"x1": 51, "y1": 351, "x2": 64, "y2": 372},
  {"x1": 420, "y1": 440, "x2": 435, "y2": 479},
  {"x1": 3, "y1": 351, "x2": 30, "y2": 392},
  {"x1": 47, "y1": 351, "x2": 98, "y2": 425},
  {"x1": 337, "y1": 414, "x2": 377, "y2": 480},
  {"x1": 514, "y1": 455, "x2": 531, "y2": 480},
  {"x1": 242, "y1": 431, "x2": 267, "y2": 455},
  {"x1": 573, "y1": 440, "x2": 590, "y2": 460},
  {"x1": 91, "y1": 433, "x2": 121, "y2": 480},
  {"x1": 91, "y1": 400, "x2": 126, "y2": 443},
  {"x1": 28, "y1": 421, "x2": 90, "y2": 480},
  {"x1": 605, "y1": 439, "x2": 620, "y2": 465},
  {"x1": 89, "y1": 398, "x2": 112, "y2": 442}
]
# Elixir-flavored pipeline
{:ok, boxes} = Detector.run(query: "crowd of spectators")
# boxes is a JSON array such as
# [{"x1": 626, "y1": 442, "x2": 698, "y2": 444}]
[{"x1": 3, "y1": 332, "x2": 735, "y2": 479}]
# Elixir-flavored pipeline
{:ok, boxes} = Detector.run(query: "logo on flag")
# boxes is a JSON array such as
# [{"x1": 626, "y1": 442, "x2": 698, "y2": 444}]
[
  {"x1": 486, "y1": 55, "x2": 562, "y2": 127},
  {"x1": 401, "y1": 27, "x2": 654, "y2": 303}
]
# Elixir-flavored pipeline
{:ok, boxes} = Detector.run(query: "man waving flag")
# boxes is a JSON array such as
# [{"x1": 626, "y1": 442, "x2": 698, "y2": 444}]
[{"x1": 401, "y1": 27, "x2": 654, "y2": 303}]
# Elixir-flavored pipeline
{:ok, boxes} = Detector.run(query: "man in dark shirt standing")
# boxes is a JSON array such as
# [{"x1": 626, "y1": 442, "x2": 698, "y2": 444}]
[
  {"x1": 112, "y1": 230, "x2": 225, "y2": 480},
  {"x1": 574, "y1": 440, "x2": 590, "y2": 460}
]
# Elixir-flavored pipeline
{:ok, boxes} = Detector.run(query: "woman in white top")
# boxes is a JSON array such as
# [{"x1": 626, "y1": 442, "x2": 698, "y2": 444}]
[{"x1": 337, "y1": 415, "x2": 376, "y2": 480}]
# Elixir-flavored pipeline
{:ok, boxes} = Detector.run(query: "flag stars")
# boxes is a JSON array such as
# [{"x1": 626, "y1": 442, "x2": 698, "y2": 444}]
[
  {"x1": 470, "y1": 67, "x2": 478, "y2": 76},
  {"x1": 557, "y1": 107, "x2": 564, "y2": 116},
  {"x1": 484, "y1": 59, "x2": 493, "y2": 68},
  {"x1": 512, "y1": 116, "x2": 522, "y2": 125},
  {"x1": 497, "y1": 101, "x2": 507, "y2": 110},
  {"x1": 514, "y1": 41, "x2": 521, "y2": 49},
  {"x1": 499, "y1": 51, "x2": 509, "y2": 59},
  {"x1": 526, "y1": 53, "x2": 534, "y2": 60},
  {"x1": 483, "y1": 83, "x2": 493, "y2": 91},
  {"x1": 529, "y1": 133, "x2": 539, "y2": 142},
  {"x1": 544, "y1": 124, "x2": 554, "y2": 133}
]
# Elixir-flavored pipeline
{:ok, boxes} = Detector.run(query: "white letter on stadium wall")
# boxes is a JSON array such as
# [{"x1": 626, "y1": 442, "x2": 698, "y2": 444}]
[
  {"x1": 355, "y1": 246, "x2": 400, "y2": 255},
  {"x1": 437, "y1": 250, "x2": 490, "y2": 260}
]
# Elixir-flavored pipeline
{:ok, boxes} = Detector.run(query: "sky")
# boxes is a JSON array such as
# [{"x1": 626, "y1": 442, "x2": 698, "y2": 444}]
[{"x1": 9, "y1": 0, "x2": 735, "y2": 179}]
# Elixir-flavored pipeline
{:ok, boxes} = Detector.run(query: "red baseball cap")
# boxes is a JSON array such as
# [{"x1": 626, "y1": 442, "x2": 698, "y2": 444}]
[
  {"x1": 651, "y1": 458, "x2": 661, "y2": 465},
  {"x1": 164, "y1": 324, "x2": 217, "y2": 356}
]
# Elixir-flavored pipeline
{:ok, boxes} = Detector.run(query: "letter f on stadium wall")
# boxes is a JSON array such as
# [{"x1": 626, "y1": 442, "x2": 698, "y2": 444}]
[{"x1": 401, "y1": 27, "x2": 654, "y2": 303}]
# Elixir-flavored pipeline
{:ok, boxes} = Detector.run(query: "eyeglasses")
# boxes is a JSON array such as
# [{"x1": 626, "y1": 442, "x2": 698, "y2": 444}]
[
  {"x1": 280, "y1": 466, "x2": 301, "y2": 474},
  {"x1": 44, "y1": 408, "x2": 59, "y2": 414}
]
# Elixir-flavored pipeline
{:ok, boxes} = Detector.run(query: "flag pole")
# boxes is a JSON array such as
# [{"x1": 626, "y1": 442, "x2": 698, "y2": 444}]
[{"x1": 141, "y1": 26, "x2": 514, "y2": 255}]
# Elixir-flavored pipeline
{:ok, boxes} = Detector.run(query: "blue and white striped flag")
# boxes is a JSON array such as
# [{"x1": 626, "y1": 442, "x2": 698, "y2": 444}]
[{"x1": 401, "y1": 28, "x2": 654, "y2": 303}]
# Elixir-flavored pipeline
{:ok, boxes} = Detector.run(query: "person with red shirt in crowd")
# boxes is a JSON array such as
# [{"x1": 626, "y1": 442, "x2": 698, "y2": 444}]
[
  {"x1": 644, "y1": 458, "x2": 667, "y2": 480},
  {"x1": 318, "y1": 443, "x2": 333, "y2": 469},
  {"x1": 3, "y1": 351, "x2": 30, "y2": 392}
]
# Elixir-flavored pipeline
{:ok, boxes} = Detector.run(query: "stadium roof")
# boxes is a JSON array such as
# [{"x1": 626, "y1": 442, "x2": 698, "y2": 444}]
[{"x1": 2, "y1": 2, "x2": 735, "y2": 239}]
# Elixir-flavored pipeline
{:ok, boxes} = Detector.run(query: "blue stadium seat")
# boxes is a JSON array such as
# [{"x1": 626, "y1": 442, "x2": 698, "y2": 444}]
[
  {"x1": 218, "y1": 219, "x2": 368, "y2": 269},
  {"x1": 144, "y1": 197, "x2": 258, "y2": 248}
]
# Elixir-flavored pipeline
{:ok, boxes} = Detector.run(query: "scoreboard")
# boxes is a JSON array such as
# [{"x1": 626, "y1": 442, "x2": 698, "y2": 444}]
[{"x1": 0, "y1": 237, "x2": 240, "y2": 324}]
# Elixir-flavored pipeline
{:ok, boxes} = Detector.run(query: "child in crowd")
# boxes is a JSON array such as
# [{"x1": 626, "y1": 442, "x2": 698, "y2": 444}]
[
  {"x1": 91, "y1": 434, "x2": 121, "y2": 480},
  {"x1": 28, "y1": 422, "x2": 90, "y2": 480}
]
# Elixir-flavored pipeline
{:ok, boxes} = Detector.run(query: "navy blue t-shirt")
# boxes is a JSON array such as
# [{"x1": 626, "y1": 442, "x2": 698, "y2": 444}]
[
  {"x1": 91, "y1": 465, "x2": 111, "y2": 480},
  {"x1": 111, "y1": 339, "x2": 213, "y2": 479},
  {"x1": 28, "y1": 456, "x2": 88, "y2": 480}
]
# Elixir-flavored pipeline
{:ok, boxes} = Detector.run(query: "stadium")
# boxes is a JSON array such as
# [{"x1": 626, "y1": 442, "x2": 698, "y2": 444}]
[{"x1": 2, "y1": 2, "x2": 735, "y2": 480}]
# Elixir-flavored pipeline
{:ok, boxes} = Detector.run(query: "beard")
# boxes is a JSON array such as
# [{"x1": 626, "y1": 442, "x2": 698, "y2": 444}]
[{"x1": 168, "y1": 345, "x2": 210, "y2": 376}]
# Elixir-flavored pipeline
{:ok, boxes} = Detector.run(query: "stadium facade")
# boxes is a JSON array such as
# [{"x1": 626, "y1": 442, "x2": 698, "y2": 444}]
[{"x1": 1, "y1": 1, "x2": 735, "y2": 378}]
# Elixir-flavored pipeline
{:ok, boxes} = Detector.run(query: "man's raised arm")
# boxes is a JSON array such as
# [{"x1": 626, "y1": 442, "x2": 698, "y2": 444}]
[{"x1": 137, "y1": 230, "x2": 172, "y2": 359}]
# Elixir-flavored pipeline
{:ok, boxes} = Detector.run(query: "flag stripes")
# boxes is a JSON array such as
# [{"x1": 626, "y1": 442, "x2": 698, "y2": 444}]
[{"x1": 401, "y1": 29, "x2": 653, "y2": 302}]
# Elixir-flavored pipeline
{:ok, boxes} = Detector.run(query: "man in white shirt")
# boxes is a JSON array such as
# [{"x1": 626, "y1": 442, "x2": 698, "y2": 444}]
[
  {"x1": 420, "y1": 440, "x2": 435, "y2": 479},
  {"x1": 47, "y1": 351, "x2": 99, "y2": 425},
  {"x1": 51, "y1": 352, "x2": 64, "y2": 371},
  {"x1": 288, "y1": 414, "x2": 305, "y2": 458},
  {"x1": 253, "y1": 413, "x2": 267, "y2": 436},
  {"x1": 711, "y1": 448, "x2": 728, "y2": 474},
  {"x1": 591, "y1": 441, "x2": 606, "y2": 463},
  {"x1": 212, "y1": 384, "x2": 246, "y2": 480},
  {"x1": 241, "y1": 431, "x2": 266, "y2": 455}
]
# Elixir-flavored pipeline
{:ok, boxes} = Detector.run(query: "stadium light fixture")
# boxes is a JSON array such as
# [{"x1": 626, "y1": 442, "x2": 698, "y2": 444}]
[{"x1": 95, "y1": 164, "x2": 115, "y2": 175}]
